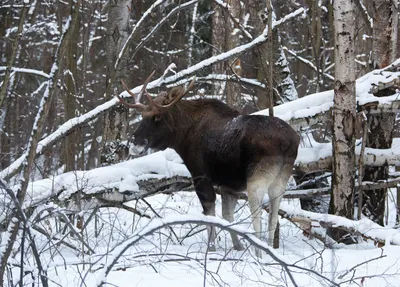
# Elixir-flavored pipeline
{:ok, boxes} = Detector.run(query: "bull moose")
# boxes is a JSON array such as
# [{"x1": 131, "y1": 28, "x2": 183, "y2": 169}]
[{"x1": 117, "y1": 72, "x2": 300, "y2": 255}]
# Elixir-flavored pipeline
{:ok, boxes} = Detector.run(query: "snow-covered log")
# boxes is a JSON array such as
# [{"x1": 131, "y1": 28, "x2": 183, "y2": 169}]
[
  {"x1": 254, "y1": 60, "x2": 400, "y2": 130},
  {"x1": 279, "y1": 203, "x2": 400, "y2": 246},
  {"x1": 296, "y1": 139, "x2": 400, "y2": 174}
]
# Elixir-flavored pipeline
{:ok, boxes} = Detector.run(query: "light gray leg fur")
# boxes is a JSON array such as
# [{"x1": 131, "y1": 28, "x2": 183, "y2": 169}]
[
  {"x1": 220, "y1": 187, "x2": 244, "y2": 251},
  {"x1": 267, "y1": 164, "x2": 293, "y2": 248},
  {"x1": 206, "y1": 204, "x2": 216, "y2": 252},
  {"x1": 247, "y1": 178, "x2": 271, "y2": 258}
]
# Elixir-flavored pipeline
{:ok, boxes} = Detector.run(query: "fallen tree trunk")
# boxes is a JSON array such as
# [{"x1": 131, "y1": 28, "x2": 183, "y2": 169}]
[{"x1": 296, "y1": 142, "x2": 400, "y2": 174}]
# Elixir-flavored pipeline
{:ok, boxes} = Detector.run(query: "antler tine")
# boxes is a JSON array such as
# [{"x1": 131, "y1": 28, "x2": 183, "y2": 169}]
[
  {"x1": 158, "y1": 76, "x2": 196, "y2": 110},
  {"x1": 138, "y1": 70, "x2": 156, "y2": 103},
  {"x1": 118, "y1": 79, "x2": 147, "y2": 110},
  {"x1": 183, "y1": 76, "x2": 196, "y2": 97},
  {"x1": 117, "y1": 70, "x2": 157, "y2": 110}
]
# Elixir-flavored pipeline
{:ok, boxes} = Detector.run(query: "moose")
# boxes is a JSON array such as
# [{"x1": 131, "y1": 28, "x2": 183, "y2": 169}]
[{"x1": 117, "y1": 72, "x2": 300, "y2": 255}]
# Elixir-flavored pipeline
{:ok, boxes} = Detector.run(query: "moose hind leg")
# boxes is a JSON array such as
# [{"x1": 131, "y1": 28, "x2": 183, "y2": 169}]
[
  {"x1": 220, "y1": 187, "x2": 244, "y2": 251},
  {"x1": 268, "y1": 163, "x2": 293, "y2": 248},
  {"x1": 194, "y1": 178, "x2": 217, "y2": 251},
  {"x1": 247, "y1": 176, "x2": 272, "y2": 258}
]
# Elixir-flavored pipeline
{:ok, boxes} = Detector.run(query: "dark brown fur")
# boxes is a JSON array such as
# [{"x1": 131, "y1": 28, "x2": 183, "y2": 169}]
[{"x1": 130, "y1": 89, "x2": 300, "y2": 253}]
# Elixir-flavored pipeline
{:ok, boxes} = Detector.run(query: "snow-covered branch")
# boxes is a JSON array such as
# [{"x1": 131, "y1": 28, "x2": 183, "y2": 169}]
[
  {"x1": 0, "y1": 67, "x2": 49, "y2": 79},
  {"x1": 296, "y1": 139, "x2": 400, "y2": 174},
  {"x1": 279, "y1": 203, "x2": 400, "y2": 246},
  {"x1": 95, "y1": 214, "x2": 336, "y2": 287},
  {"x1": 0, "y1": 7, "x2": 305, "y2": 181}
]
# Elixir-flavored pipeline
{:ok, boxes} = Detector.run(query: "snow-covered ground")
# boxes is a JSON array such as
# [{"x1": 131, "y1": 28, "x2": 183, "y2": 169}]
[
  {"x1": 25, "y1": 191, "x2": 400, "y2": 287},
  {"x1": 10, "y1": 149, "x2": 399, "y2": 287}
]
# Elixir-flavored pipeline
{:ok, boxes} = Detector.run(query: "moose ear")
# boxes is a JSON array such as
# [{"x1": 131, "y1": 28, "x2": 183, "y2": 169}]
[{"x1": 167, "y1": 87, "x2": 185, "y2": 103}]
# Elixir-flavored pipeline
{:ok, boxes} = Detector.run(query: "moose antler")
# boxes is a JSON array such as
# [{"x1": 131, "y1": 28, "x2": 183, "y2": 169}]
[
  {"x1": 146, "y1": 77, "x2": 196, "y2": 114},
  {"x1": 117, "y1": 72, "x2": 195, "y2": 116},
  {"x1": 117, "y1": 70, "x2": 155, "y2": 109}
]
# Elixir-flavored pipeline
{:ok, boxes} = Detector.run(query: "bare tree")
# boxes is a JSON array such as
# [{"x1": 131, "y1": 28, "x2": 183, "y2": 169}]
[
  {"x1": 102, "y1": 0, "x2": 131, "y2": 164},
  {"x1": 328, "y1": 0, "x2": 356, "y2": 242},
  {"x1": 362, "y1": 0, "x2": 398, "y2": 225}
]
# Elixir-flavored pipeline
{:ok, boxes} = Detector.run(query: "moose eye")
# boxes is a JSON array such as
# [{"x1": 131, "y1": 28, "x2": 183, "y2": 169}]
[{"x1": 154, "y1": 115, "x2": 162, "y2": 122}]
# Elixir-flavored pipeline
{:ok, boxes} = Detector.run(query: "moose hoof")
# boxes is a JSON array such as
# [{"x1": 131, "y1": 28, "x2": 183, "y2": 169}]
[
  {"x1": 233, "y1": 243, "x2": 245, "y2": 251},
  {"x1": 207, "y1": 245, "x2": 216, "y2": 252}
]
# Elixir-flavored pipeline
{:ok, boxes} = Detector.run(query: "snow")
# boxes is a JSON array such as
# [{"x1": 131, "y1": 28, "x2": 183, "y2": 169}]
[
  {"x1": 8, "y1": 188, "x2": 400, "y2": 287},
  {"x1": 253, "y1": 65, "x2": 400, "y2": 121},
  {"x1": 3, "y1": 143, "x2": 400, "y2": 286},
  {"x1": 22, "y1": 149, "x2": 189, "y2": 206}
]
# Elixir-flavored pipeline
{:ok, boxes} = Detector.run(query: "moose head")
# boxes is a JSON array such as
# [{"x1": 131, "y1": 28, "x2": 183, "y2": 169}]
[{"x1": 117, "y1": 72, "x2": 195, "y2": 152}]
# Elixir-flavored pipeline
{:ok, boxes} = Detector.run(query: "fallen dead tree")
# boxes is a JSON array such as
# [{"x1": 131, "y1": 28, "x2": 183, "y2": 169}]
[
  {"x1": 254, "y1": 59, "x2": 400, "y2": 130},
  {"x1": 4, "y1": 154, "x2": 398, "y2": 249},
  {"x1": 296, "y1": 141, "x2": 400, "y2": 174},
  {"x1": 278, "y1": 204, "x2": 400, "y2": 247}
]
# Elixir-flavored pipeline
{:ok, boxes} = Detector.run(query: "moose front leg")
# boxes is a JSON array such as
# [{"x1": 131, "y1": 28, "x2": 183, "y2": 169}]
[{"x1": 193, "y1": 177, "x2": 217, "y2": 251}]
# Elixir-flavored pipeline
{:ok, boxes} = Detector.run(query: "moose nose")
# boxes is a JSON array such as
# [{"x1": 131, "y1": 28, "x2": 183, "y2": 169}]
[{"x1": 129, "y1": 137, "x2": 148, "y2": 155}]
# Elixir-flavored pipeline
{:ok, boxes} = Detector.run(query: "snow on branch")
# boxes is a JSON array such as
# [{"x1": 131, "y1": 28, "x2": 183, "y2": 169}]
[
  {"x1": 279, "y1": 203, "x2": 400, "y2": 246},
  {"x1": 296, "y1": 138, "x2": 400, "y2": 174},
  {"x1": 0, "y1": 67, "x2": 49, "y2": 79},
  {"x1": 253, "y1": 60, "x2": 400, "y2": 121}
]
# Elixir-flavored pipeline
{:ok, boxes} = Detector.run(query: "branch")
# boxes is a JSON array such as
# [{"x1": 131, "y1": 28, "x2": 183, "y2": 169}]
[
  {"x1": 283, "y1": 47, "x2": 334, "y2": 81},
  {"x1": 279, "y1": 205, "x2": 400, "y2": 246},
  {"x1": 95, "y1": 214, "x2": 337, "y2": 287},
  {"x1": 0, "y1": 7, "x2": 305, "y2": 181},
  {"x1": 115, "y1": 0, "x2": 165, "y2": 70},
  {"x1": 0, "y1": 67, "x2": 49, "y2": 79},
  {"x1": 213, "y1": 0, "x2": 253, "y2": 40},
  {"x1": 129, "y1": 0, "x2": 199, "y2": 61},
  {"x1": 296, "y1": 143, "x2": 400, "y2": 174}
]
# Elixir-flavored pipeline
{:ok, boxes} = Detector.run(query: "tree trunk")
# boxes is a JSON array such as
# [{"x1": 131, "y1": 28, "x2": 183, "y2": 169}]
[
  {"x1": 102, "y1": 0, "x2": 131, "y2": 164},
  {"x1": 62, "y1": 0, "x2": 80, "y2": 172},
  {"x1": 248, "y1": 0, "x2": 298, "y2": 109},
  {"x1": 211, "y1": 1, "x2": 227, "y2": 97},
  {"x1": 362, "y1": 0, "x2": 396, "y2": 226},
  {"x1": 328, "y1": 0, "x2": 356, "y2": 243},
  {"x1": 225, "y1": 0, "x2": 242, "y2": 109}
]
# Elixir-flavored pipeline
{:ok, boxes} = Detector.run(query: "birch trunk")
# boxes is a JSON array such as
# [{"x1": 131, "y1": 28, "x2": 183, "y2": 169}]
[
  {"x1": 103, "y1": 0, "x2": 131, "y2": 162},
  {"x1": 328, "y1": 0, "x2": 356, "y2": 242}
]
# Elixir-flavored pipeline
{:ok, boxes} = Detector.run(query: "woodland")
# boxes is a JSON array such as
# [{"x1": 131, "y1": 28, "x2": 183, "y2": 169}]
[{"x1": 1, "y1": 0, "x2": 400, "y2": 286}]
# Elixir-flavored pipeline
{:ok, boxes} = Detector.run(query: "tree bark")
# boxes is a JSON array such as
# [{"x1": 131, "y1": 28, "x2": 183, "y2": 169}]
[
  {"x1": 328, "y1": 0, "x2": 356, "y2": 243},
  {"x1": 62, "y1": 0, "x2": 80, "y2": 172},
  {"x1": 102, "y1": 0, "x2": 131, "y2": 164},
  {"x1": 248, "y1": 0, "x2": 298, "y2": 109},
  {"x1": 362, "y1": 0, "x2": 397, "y2": 226},
  {"x1": 225, "y1": 0, "x2": 242, "y2": 109}
]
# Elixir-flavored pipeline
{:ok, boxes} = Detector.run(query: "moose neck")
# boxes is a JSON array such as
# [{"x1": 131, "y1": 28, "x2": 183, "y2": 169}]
[{"x1": 165, "y1": 100, "x2": 200, "y2": 152}]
